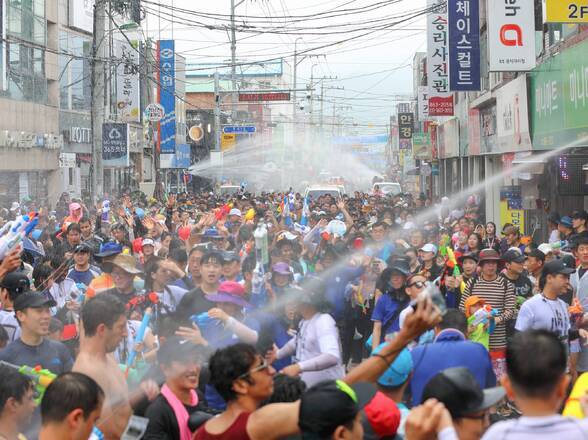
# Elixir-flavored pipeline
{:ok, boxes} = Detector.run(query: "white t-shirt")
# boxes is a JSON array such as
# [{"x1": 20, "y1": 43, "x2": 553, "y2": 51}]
[
  {"x1": 0, "y1": 309, "x2": 20, "y2": 342},
  {"x1": 515, "y1": 294, "x2": 570, "y2": 343},
  {"x1": 294, "y1": 313, "x2": 345, "y2": 387},
  {"x1": 483, "y1": 415, "x2": 588, "y2": 439},
  {"x1": 155, "y1": 285, "x2": 187, "y2": 314}
]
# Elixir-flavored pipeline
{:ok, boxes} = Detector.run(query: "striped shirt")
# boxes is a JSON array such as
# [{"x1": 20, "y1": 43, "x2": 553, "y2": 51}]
[{"x1": 459, "y1": 275, "x2": 516, "y2": 350}]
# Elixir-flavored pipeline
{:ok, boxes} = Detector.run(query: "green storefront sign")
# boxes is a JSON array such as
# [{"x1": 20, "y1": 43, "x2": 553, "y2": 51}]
[{"x1": 530, "y1": 38, "x2": 588, "y2": 149}]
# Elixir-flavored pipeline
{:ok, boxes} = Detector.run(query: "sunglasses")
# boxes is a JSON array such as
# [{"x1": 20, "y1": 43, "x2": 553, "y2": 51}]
[
  {"x1": 237, "y1": 358, "x2": 270, "y2": 380},
  {"x1": 407, "y1": 281, "x2": 426, "y2": 289}
]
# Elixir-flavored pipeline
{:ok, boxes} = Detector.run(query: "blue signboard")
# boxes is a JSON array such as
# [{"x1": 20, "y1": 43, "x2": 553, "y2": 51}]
[
  {"x1": 174, "y1": 143, "x2": 191, "y2": 168},
  {"x1": 448, "y1": 0, "x2": 480, "y2": 91},
  {"x1": 158, "y1": 40, "x2": 176, "y2": 154},
  {"x1": 222, "y1": 125, "x2": 256, "y2": 134}
]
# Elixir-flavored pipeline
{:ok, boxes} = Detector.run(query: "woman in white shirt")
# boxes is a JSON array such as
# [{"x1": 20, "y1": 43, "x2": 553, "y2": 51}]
[{"x1": 274, "y1": 287, "x2": 345, "y2": 387}]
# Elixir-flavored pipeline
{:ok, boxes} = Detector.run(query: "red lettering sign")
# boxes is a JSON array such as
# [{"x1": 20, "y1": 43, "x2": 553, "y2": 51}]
[{"x1": 500, "y1": 24, "x2": 523, "y2": 46}]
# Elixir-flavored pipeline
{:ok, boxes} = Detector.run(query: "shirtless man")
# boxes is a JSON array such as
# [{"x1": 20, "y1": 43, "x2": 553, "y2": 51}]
[{"x1": 73, "y1": 293, "x2": 158, "y2": 439}]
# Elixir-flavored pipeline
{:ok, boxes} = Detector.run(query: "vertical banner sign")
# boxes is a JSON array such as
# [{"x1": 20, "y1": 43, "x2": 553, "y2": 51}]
[
  {"x1": 488, "y1": 0, "x2": 536, "y2": 71},
  {"x1": 417, "y1": 86, "x2": 430, "y2": 120},
  {"x1": 427, "y1": 0, "x2": 454, "y2": 115},
  {"x1": 116, "y1": 38, "x2": 140, "y2": 123},
  {"x1": 448, "y1": 0, "x2": 481, "y2": 91},
  {"x1": 102, "y1": 123, "x2": 130, "y2": 168},
  {"x1": 398, "y1": 112, "x2": 414, "y2": 150},
  {"x1": 158, "y1": 40, "x2": 176, "y2": 154}
]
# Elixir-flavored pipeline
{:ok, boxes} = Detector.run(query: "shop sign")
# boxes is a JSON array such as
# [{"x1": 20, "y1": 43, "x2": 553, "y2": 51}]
[
  {"x1": 546, "y1": 0, "x2": 588, "y2": 23},
  {"x1": 488, "y1": 0, "x2": 536, "y2": 71},
  {"x1": 530, "y1": 37, "x2": 588, "y2": 149},
  {"x1": 496, "y1": 75, "x2": 532, "y2": 152},
  {"x1": 412, "y1": 132, "x2": 431, "y2": 159},
  {"x1": 448, "y1": 0, "x2": 481, "y2": 90},
  {"x1": 427, "y1": 0, "x2": 455, "y2": 115}
]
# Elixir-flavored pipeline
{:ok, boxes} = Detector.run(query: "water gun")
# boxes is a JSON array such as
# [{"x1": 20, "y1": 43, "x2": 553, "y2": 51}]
[
  {"x1": 446, "y1": 248, "x2": 461, "y2": 277},
  {"x1": 563, "y1": 372, "x2": 588, "y2": 418},
  {"x1": 439, "y1": 236, "x2": 450, "y2": 257},
  {"x1": 190, "y1": 313, "x2": 220, "y2": 331},
  {"x1": 470, "y1": 305, "x2": 499, "y2": 333},
  {"x1": 125, "y1": 307, "x2": 152, "y2": 377},
  {"x1": 0, "y1": 214, "x2": 38, "y2": 260},
  {"x1": 550, "y1": 240, "x2": 569, "y2": 250},
  {"x1": 354, "y1": 281, "x2": 367, "y2": 313},
  {"x1": 0, "y1": 361, "x2": 56, "y2": 404},
  {"x1": 569, "y1": 298, "x2": 584, "y2": 325}
]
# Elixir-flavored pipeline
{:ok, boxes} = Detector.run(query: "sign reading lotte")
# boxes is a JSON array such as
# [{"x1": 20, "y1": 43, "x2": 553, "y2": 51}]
[{"x1": 488, "y1": 0, "x2": 536, "y2": 71}]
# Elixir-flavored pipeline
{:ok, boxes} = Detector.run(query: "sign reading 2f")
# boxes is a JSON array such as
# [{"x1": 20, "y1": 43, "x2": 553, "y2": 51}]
[
  {"x1": 488, "y1": 0, "x2": 535, "y2": 71},
  {"x1": 546, "y1": 0, "x2": 588, "y2": 23}
]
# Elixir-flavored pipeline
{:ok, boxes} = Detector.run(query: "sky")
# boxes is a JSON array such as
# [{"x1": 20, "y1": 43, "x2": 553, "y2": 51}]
[{"x1": 143, "y1": 0, "x2": 429, "y2": 133}]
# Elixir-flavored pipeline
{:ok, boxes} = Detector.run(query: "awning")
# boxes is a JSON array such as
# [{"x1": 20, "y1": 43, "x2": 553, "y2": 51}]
[{"x1": 512, "y1": 152, "x2": 545, "y2": 177}]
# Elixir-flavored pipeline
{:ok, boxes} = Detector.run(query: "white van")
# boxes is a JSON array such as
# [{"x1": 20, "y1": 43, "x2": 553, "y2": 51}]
[
  {"x1": 304, "y1": 185, "x2": 342, "y2": 201},
  {"x1": 372, "y1": 182, "x2": 402, "y2": 196}
]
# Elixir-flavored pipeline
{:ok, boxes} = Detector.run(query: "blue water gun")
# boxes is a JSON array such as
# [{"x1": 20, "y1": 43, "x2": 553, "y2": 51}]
[{"x1": 125, "y1": 307, "x2": 152, "y2": 377}]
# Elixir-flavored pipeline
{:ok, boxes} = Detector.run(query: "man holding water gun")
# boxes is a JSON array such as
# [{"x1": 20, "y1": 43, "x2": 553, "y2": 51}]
[{"x1": 0, "y1": 291, "x2": 72, "y2": 375}]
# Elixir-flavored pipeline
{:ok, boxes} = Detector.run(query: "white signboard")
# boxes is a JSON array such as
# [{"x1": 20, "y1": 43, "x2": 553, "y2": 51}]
[
  {"x1": 496, "y1": 74, "x2": 532, "y2": 152},
  {"x1": 59, "y1": 153, "x2": 76, "y2": 168},
  {"x1": 70, "y1": 0, "x2": 95, "y2": 34},
  {"x1": 116, "y1": 38, "x2": 141, "y2": 123},
  {"x1": 488, "y1": 0, "x2": 536, "y2": 71},
  {"x1": 144, "y1": 103, "x2": 165, "y2": 122},
  {"x1": 417, "y1": 86, "x2": 429, "y2": 120}
]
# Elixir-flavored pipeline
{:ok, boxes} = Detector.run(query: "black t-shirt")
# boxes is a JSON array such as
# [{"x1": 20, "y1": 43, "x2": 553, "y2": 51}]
[
  {"x1": 177, "y1": 288, "x2": 216, "y2": 321},
  {"x1": 0, "y1": 338, "x2": 73, "y2": 374},
  {"x1": 501, "y1": 273, "x2": 534, "y2": 300},
  {"x1": 144, "y1": 393, "x2": 210, "y2": 440}
]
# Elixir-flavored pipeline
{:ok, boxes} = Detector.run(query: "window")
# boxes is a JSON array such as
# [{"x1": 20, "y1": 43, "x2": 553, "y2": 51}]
[
  {"x1": 59, "y1": 32, "x2": 91, "y2": 110},
  {"x1": 4, "y1": 0, "x2": 47, "y2": 103}
]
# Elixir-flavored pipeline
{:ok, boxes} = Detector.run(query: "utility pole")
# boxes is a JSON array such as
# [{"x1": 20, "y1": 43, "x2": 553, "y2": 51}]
[
  {"x1": 214, "y1": 71, "x2": 221, "y2": 152},
  {"x1": 292, "y1": 38, "x2": 303, "y2": 129},
  {"x1": 230, "y1": 0, "x2": 237, "y2": 116},
  {"x1": 91, "y1": 0, "x2": 106, "y2": 203}
]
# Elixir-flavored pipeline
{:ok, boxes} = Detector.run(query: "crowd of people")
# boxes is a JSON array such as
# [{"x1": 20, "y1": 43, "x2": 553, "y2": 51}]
[{"x1": 0, "y1": 188, "x2": 587, "y2": 439}]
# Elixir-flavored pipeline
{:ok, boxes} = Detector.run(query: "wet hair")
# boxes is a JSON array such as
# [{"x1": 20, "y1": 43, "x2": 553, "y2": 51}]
[
  {"x1": 78, "y1": 216, "x2": 91, "y2": 225},
  {"x1": 200, "y1": 250, "x2": 223, "y2": 266},
  {"x1": 242, "y1": 255, "x2": 256, "y2": 276},
  {"x1": 506, "y1": 330, "x2": 566, "y2": 398},
  {"x1": 49, "y1": 318, "x2": 64, "y2": 334},
  {"x1": 437, "y1": 309, "x2": 467, "y2": 335},
  {"x1": 41, "y1": 372, "x2": 104, "y2": 424},
  {"x1": 0, "y1": 364, "x2": 32, "y2": 412},
  {"x1": 80, "y1": 294, "x2": 126, "y2": 337},
  {"x1": 168, "y1": 248, "x2": 188, "y2": 267},
  {"x1": 168, "y1": 238, "x2": 185, "y2": 253},
  {"x1": 208, "y1": 343, "x2": 258, "y2": 402},
  {"x1": 32, "y1": 263, "x2": 53, "y2": 290},
  {"x1": 66, "y1": 223, "x2": 81, "y2": 235},
  {"x1": 263, "y1": 374, "x2": 307, "y2": 405},
  {"x1": 144, "y1": 256, "x2": 164, "y2": 292}
]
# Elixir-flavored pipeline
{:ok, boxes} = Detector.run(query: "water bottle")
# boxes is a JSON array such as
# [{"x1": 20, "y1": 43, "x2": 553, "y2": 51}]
[
  {"x1": 101, "y1": 200, "x2": 110, "y2": 222},
  {"x1": 254, "y1": 222, "x2": 269, "y2": 266},
  {"x1": 251, "y1": 262, "x2": 264, "y2": 297}
]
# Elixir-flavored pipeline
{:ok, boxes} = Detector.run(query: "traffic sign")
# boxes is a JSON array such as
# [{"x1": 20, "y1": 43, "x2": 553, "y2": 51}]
[
  {"x1": 144, "y1": 103, "x2": 165, "y2": 122},
  {"x1": 222, "y1": 125, "x2": 256, "y2": 134}
]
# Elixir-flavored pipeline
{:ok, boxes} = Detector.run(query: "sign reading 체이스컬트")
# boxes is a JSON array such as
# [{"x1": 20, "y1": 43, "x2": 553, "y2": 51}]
[
  {"x1": 448, "y1": 0, "x2": 481, "y2": 91},
  {"x1": 427, "y1": 0, "x2": 454, "y2": 116},
  {"x1": 487, "y1": 0, "x2": 536, "y2": 72},
  {"x1": 546, "y1": 0, "x2": 588, "y2": 23}
]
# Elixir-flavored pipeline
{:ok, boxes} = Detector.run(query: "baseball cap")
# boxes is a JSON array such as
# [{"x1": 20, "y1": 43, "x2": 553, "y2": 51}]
[
  {"x1": 572, "y1": 210, "x2": 588, "y2": 221},
  {"x1": 157, "y1": 336, "x2": 208, "y2": 365},
  {"x1": 222, "y1": 251, "x2": 240, "y2": 263},
  {"x1": 478, "y1": 248, "x2": 501, "y2": 263},
  {"x1": 559, "y1": 216, "x2": 573, "y2": 228},
  {"x1": 502, "y1": 225, "x2": 520, "y2": 236},
  {"x1": 299, "y1": 380, "x2": 377, "y2": 438},
  {"x1": 537, "y1": 243, "x2": 554, "y2": 256},
  {"x1": 95, "y1": 241, "x2": 123, "y2": 257},
  {"x1": 419, "y1": 243, "x2": 438, "y2": 254},
  {"x1": 527, "y1": 248, "x2": 546, "y2": 261},
  {"x1": 362, "y1": 391, "x2": 401, "y2": 440},
  {"x1": 0, "y1": 272, "x2": 30, "y2": 295},
  {"x1": 502, "y1": 249, "x2": 525, "y2": 264},
  {"x1": 14, "y1": 291, "x2": 56, "y2": 311},
  {"x1": 373, "y1": 345, "x2": 413, "y2": 387},
  {"x1": 272, "y1": 262, "x2": 293, "y2": 276},
  {"x1": 229, "y1": 208, "x2": 242, "y2": 217},
  {"x1": 142, "y1": 238, "x2": 155, "y2": 247},
  {"x1": 458, "y1": 252, "x2": 478, "y2": 263},
  {"x1": 542, "y1": 259, "x2": 575, "y2": 276},
  {"x1": 422, "y1": 367, "x2": 505, "y2": 418},
  {"x1": 73, "y1": 243, "x2": 91, "y2": 254}
]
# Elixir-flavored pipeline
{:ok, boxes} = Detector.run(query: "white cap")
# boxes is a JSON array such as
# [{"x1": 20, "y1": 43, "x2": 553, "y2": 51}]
[
  {"x1": 142, "y1": 238, "x2": 155, "y2": 247},
  {"x1": 419, "y1": 243, "x2": 438, "y2": 254},
  {"x1": 229, "y1": 208, "x2": 242, "y2": 217},
  {"x1": 538, "y1": 243, "x2": 553, "y2": 255},
  {"x1": 9, "y1": 202, "x2": 20, "y2": 211}
]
